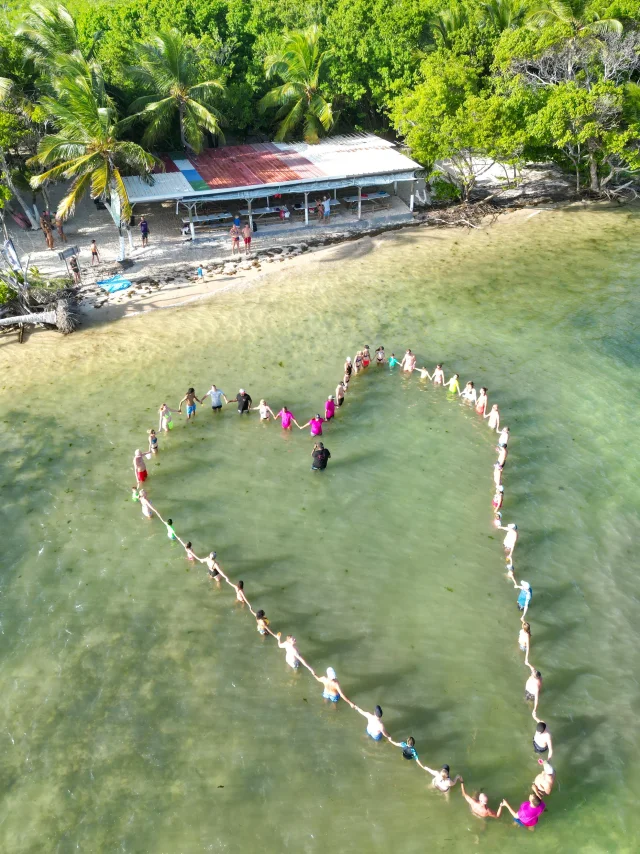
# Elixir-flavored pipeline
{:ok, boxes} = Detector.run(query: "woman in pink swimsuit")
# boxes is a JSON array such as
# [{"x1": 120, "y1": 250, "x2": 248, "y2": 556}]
[{"x1": 275, "y1": 406, "x2": 299, "y2": 430}]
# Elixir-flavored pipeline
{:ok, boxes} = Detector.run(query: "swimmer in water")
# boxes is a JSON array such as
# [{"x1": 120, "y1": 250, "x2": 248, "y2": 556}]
[
  {"x1": 388, "y1": 735, "x2": 419, "y2": 762},
  {"x1": 432, "y1": 364, "x2": 445, "y2": 385},
  {"x1": 499, "y1": 523, "x2": 518, "y2": 560},
  {"x1": 460, "y1": 783, "x2": 502, "y2": 819},
  {"x1": 497, "y1": 445, "x2": 508, "y2": 467},
  {"x1": 165, "y1": 518, "x2": 177, "y2": 541},
  {"x1": 492, "y1": 485, "x2": 504, "y2": 513},
  {"x1": 138, "y1": 489, "x2": 154, "y2": 520},
  {"x1": 443, "y1": 373, "x2": 460, "y2": 394},
  {"x1": 276, "y1": 633, "x2": 305, "y2": 669},
  {"x1": 325, "y1": 395, "x2": 336, "y2": 421},
  {"x1": 475, "y1": 387, "x2": 488, "y2": 416},
  {"x1": 148, "y1": 429, "x2": 158, "y2": 455},
  {"x1": 525, "y1": 666, "x2": 542, "y2": 718},
  {"x1": 201, "y1": 551, "x2": 222, "y2": 587},
  {"x1": 375, "y1": 346, "x2": 385, "y2": 364},
  {"x1": 420, "y1": 763, "x2": 462, "y2": 792},
  {"x1": 312, "y1": 666, "x2": 351, "y2": 705},
  {"x1": 351, "y1": 704, "x2": 390, "y2": 741},
  {"x1": 532, "y1": 721, "x2": 553, "y2": 757},
  {"x1": 253, "y1": 399, "x2": 275, "y2": 421},
  {"x1": 401, "y1": 349, "x2": 417, "y2": 373},
  {"x1": 299, "y1": 414, "x2": 325, "y2": 436},
  {"x1": 158, "y1": 403, "x2": 179, "y2": 434},
  {"x1": 485, "y1": 403, "x2": 500, "y2": 431},
  {"x1": 460, "y1": 381, "x2": 477, "y2": 403},
  {"x1": 388, "y1": 353, "x2": 400, "y2": 368},
  {"x1": 519, "y1": 621, "x2": 531, "y2": 666},
  {"x1": 416, "y1": 366, "x2": 431, "y2": 380},
  {"x1": 179, "y1": 388, "x2": 201, "y2": 422},
  {"x1": 133, "y1": 448, "x2": 149, "y2": 484},
  {"x1": 532, "y1": 760, "x2": 555, "y2": 798},
  {"x1": 185, "y1": 542, "x2": 196, "y2": 562},
  {"x1": 275, "y1": 406, "x2": 299, "y2": 430},
  {"x1": 362, "y1": 345, "x2": 371, "y2": 367},
  {"x1": 497, "y1": 426, "x2": 509, "y2": 446},
  {"x1": 255, "y1": 609, "x2": 271, "y2": 636},
  {"x1": 493, "y1": 462, "x2": 504, "y2": 488}
]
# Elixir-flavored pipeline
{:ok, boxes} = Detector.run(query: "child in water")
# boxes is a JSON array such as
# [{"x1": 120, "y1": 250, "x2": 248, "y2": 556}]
[
  {"x1": 388, "y1": 353, "x2": 400, "y2": 368},
  {"x1": 185, "y1": 542, "x2": 196, "y2": 562},
  {"x1": 255, "y1": 609, "x2": 270, "y2": 636},
  {"x1": 234, "y1": 580, "x2": 248, "y2": 606},
  {"x1": 444, "y1": 373, "x2": 460, "y2": 394},
  {"x1": 416, "y1": 366, "x2": 431, "y2": 380},
  {"x1": 131, "y1": 486, "x2": 140, "y2": 502},
  {"x1": 166, "y1": 518, "x2": 177, "y2": 541},
  {"x1": 148, "y1": 429, "x2": 159, "y2": 455},
  {"x1": 432, "y1": 364, "x2": 445, "y2": 385}
]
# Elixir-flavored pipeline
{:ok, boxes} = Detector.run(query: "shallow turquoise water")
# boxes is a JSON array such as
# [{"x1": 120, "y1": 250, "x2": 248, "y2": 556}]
[{"x1": 1, "y1": 205, "x2": 639, "y2": 852}]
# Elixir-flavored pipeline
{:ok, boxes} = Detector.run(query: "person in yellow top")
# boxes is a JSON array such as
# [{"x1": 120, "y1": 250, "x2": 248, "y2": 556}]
[
  {"x1": 443, "y1": 373, "x2": 460, "y2": 394},
  {"x1": 255, "y1": 610, "x2": 271, "y2": 636}
]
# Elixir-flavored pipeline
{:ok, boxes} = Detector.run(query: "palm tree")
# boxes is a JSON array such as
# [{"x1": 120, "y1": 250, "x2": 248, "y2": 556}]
[
  {"x1": 480, "y1": 0, "x2": 528, "y2": 31},
  {"x1": 528, "y1": 0, "x2": 622, "y2": 37},
  {"x1": 259, "y1": 26, "x2": 334, "y2": 143},
  {"x1": 28, "y1": 62, "x2": 156, "y2": 252},
  {"x1": 428, "y1": 3, "x2": 470, "y2": 50},
  {"x1": 16, "y1": 2, "x2": 101, "y2": 69},
  {"x1": 126, "y1": 29, "x2": 225, "y2": 154}
]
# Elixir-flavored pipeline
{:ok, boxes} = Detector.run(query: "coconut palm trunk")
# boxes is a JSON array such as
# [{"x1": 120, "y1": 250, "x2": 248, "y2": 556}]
[{"x1": 0, "y1": 148, "x2": 39, "y2": 229}]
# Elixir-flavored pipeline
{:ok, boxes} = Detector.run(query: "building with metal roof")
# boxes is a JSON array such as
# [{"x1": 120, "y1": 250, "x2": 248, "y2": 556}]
[{"x1": 122, "y1": 133, "x2": 423, "y2": 235}]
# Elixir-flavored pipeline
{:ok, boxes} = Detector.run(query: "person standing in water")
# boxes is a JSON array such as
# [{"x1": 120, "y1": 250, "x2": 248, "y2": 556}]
[
  {"x1": 148, "y1": 429, "x2": 158, "y2": 455},
  {"x1": 432, "y1": 364, "x2": 445, "y2": 385},
  {"x1": 497, "y1": 444, "x2": 508, "y2": 467},
  {"x1": 500, "y1": 794, "x2": 546, "y2": 830},
  {"x1": 514, "y1": 579, "x2": 532, "y2": 618},
  {"x1": 138, "y1": 489, "x2": 154, "y2": 520},
  {"x1": 444, "y1": 373, "x2": 460, "y2": 394},
  {"x1": 255, "y1": 610, "x2": 271, "y2": 636},
  {"x1": 201, "y1": 551, "x2": 222, "y2": 588},
  {"x1": 485, "y1": 404, "x2": 500, "y2": 431},
  {"x1": 519, "y1": 621, "x2": 531, "y2": 666},
  {"x1": 351, "y1": 704, "x2": 391, "y2": 742},
  {"x1": 460, "y1": 784, "x2": 502, "y2": 819},
  {"x1": 416, "y1": 366, "x2": 431, "y2": 380},
  {"x1": 497, "y1": 426, "x2": 510, "y2": 446},
  {"x1": 419, "y1": 764, "x2": 462, "y2": 792},
  {"x1": 276, "y1": 633, "x2": 307, "y2": 670},
  {"x1": 532, "y1": 760, "x2": 555, "y2": 798},
  {"x1": 532, "y1": 721, "x2": 553, "y2": 757},
  {"x1": 311, "y1": 442, "x2": 331, "y2": 471},
  {"x1": 335, "y1": 382, "x2": 346, "y2": 407},
  {"x1": 401, "y1": 349, "x2": 417, "y2": 372},
  {"x1": 492, "y1": 485, "x2": 504, "y2": 513},
  {"x1": 253, "y1": 399, "x2": 275, "y2": 421},
  {"x1": 375, "y1": 346, "x2": 385, "y2": 364},
  {"x1": 493, "y1": 462, "x2": 504, "y2": 488},
  {"x1": 179, "y1": 388, "x2": 201, "y2": 422},
  {"x1": 231, "y1": 389, "x2": 253, "y2": 415},
  {"x1": 312, "y1": 666, "x2": 350, "y2": 705},
  {"x1": 344, "y1": 357, "x2": 353, "y2": 379},
  {"x1": 362, "y1": 345, "x2": 371, "y2": 367},
  {"x1": 299, "y1": 414, "x2": 325, "y2": 436},
  {"x1": 133, "y1": 449, "x2": 149, "y2": 484},
  {"x1": 354, "y1": 351, "x2": 364, "y2": 374},
  {"x1": 525, "y1": 666, "x2": 542, "y2": 718},
  {"x1": 476, "y1": 387, "x2": 488, "y2": 416},
  {"x1": 498, "y1": 522, "x2": 518, "y2": 560},
  {"x1": 203, "y1": 384, "x2": 228, "y2": 413},
  {"x1": 460, "y1": 381, "x2": 477, "y2": 403},
  {"x1": 325, "y1": 396, "x2": 336, "y2": 421},
  {"x1": 388, "y1": 735, "x2": 420, "y2": 762},
  {"x1": 158, "y1": 403, "x2": 179, "y2": 433},
  {"x1": 388, "y1": 353, "x2": 401, "y2": 368},
  {"x1": 275, "y1": 405, "x2": 299, "y2": 430}
]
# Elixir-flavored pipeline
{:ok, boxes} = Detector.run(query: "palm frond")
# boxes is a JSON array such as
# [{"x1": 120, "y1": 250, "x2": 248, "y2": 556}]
[{"x1": 57, "y1": 170, "x2": 93, "y2": 219}]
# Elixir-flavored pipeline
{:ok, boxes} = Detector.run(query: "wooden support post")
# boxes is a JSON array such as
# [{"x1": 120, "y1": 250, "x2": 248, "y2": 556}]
[
  {"x1": 248, "y1": 198, "x2": 253, "y2": 231},
  {"x1": 188, "y1": 204, "x2": 196, "y2": 240},
  {"x1": 304, "y1": 192, "x2": 309, "y2": 225},
  {"x1": 357, "y1": 186, "x2": 362, "y2": 221},
  {"x1": 409, "y1": 180, "x2": 416, "y2": 212},
  {"x1": 393, "y1": 181, "x2": 398, "y2": 195}
]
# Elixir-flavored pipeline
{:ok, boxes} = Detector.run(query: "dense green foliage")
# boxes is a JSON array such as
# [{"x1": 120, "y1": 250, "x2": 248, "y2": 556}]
[{"x1": 0, "y1": 0, "x2": 638, "y2": 221}]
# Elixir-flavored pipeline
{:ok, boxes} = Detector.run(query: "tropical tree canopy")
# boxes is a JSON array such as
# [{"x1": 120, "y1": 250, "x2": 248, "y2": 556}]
[
  {"x1": 15, "y1": 2, "x2": 100, "y2": 68},
  {"x1": 29, "y1": 61, "x2": 156, "y2": 220},
  {"x1": 259, "y1": 25, "x2": 334, "y2": 143},
  {"x1": 527, "y1": 0, "x2": 623, "y2": 37},
  {"x1": 126, "y1": 29, "x2": 225, "y2": 153}
]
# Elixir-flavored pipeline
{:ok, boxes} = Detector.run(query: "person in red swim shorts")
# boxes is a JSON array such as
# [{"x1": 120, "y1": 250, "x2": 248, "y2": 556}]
[
  {"x1": 133, "y1": 448, "x2": 149, "y2": 484},
  {"x1": 242, "y1": 223, "x2": 252, "y2": 255}
]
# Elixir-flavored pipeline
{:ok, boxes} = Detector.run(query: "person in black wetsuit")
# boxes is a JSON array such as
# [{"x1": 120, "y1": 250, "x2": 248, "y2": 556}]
[
  {"x1": 311, "y1": 442, "x2": 331, "y2": 471},
  {"x1": 231, "y1": 388, "x2": 252, "y2": 415}
]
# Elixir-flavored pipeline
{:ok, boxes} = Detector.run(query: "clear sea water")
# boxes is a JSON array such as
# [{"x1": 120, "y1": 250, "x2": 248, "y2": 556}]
[{"x1": 1, "y1": 205, "x2": 639, "y2": 853}]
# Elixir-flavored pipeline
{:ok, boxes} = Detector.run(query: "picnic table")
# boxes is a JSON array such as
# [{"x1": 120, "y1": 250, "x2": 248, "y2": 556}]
[
  {"x1": 182, "y1": 212, "x2": 232, "y2": 226},
  {"x1": 292, "y1": 199, "x2": 340, "y2": 212},
  {"x1": 239, "y1": 205, "x2": 290, "y2": 220},
  {"x1": 342, "y1": 191, "x2": 391, "y2": 211}
]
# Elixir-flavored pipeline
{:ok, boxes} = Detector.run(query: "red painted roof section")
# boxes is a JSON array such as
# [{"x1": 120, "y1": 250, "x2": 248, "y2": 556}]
[
  {"x1": 183, "y1": 143, "x2": 326, "y2": 189},
  {"x1": 154, "y1": 155, "x2": 179, "y2": 175}
]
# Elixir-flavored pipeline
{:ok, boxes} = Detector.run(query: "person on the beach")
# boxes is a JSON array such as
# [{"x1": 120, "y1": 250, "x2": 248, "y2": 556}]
[
  {"x1": 460, "y1": 381, "x2": 477, "y2": 403},
  {"x1": 254, "y1": 399, "x2": 275, "y2": 421},
  {"x1": 354, "y1": 351, "x2": 364, "y2": 374},
  {"x1": 133, "y1": 448, "x2": 149, "y2": 484},
  {"x1": 497, "y1": 426, "x2": 509, "y2": 447},
  {"x1": 242, "y1": 223, "x2": 252, "y2": 255},
  {"x1": 322, "y1": 195, "x2": 331, "y2": 221},
  {"x1": 325, "y1": 396, "x2": 336, "y2": 421},
  {"x1": 255, "y1": 609, "x2": 271, "y2": 636},
  {"x1": 203, "y1": 384, "x2": 228, "y2": 412},
  {"x1": 312, "y1": 666, "x2": 348, "y2": 704},
  {"x1": 420, "y1": 764, "x2": 462, "y2": 792},
  {"x1": 476, "y1": 387, "x2": 488, "y2": 416},
  {"x1": 432, "y1": 364, "x2": 445, "y2": 385},
  {"x1": 202, "y1": 551, "x2": 222, "y2": 587},
  {"x1": 514, "y1": 579, "x2": 532, "y2": 618},
  {"x1": 444, "y1": 373, "x2": 460, "y2": 393},
  {"x1": 492, "y1": 485, "x2": 504, "y2": 513},
  {"x1": 140, "y1": 216, "x2": 149, "y2": 247},
  {"x1": 232, "y1": 389, "x2": 252, "y2": 415},
  {"x1": 185, "y1": 542, "x2": 196, "y2": 562},
  {"x1": 90, "y1": 239, "x2": 99, "y2": 265},
  {"x1": 532, "y1": 760, "x2": 555, "y2": 798},
  {"x1": 165, "y1": 518, "x2": 177, "y2": 540},
  {"x1": 497, "y1": 445, "x2": 508, "y2": 467},
  {"x1": 148, "y1": 429, "x2": 158, "y2": 455},
  {"x1": 525, "y1": 666, "x2": 542, "y2": 718},
  {"x1": 388, "y1": 735, "x2": 419, "y2": 761},
  {"x1": 230, "y1": 224, "x2": 240, "y2": 255},
  {"x1": 460, "y1": 784, "x2": 502, "y2": 819},
  {"x1": 275, "y1": 405, "x2": 298, "y2": 430},
  {"x1": 233, "y1": 214, "x2": 241, "y2": 228},
  {"x1": 493, "y1": 462, "x2": 504, "y2": 488},
  {"x1": 344, "y1": 357, "x2": 353, "y2": 378},
  {"x1": 311, "y1": 442, "x2": 331, "y2": 471},
  {"x1": 69, "y1": 255, "x2": 81, "y2": 283},
  {"x1": 138, "y1": 489, "x2": 154, "y2": 519},
  {"x1": 500, "y1": 794, "x2": 546, "y2": 830},
  {"x1": 519, "y1": 621, "x2": 531, "y2": 665},
  {"x1": 533, "y1": 721, "x2": 553, "y2": 757},
  {"x1": 179, "y1": 388, "x2": 200, "y2": 422},
  {"x1": 335, "y1": 382, "x2": 346, "y2": 406},
  {"x1": 401, "y1": 349, "x2": 416, "y2": 372},
  {"x1": 158, "y1": 403, "x2": 179, "y2": 433},
  {"x1": 299, "y1": 414, "x2": 325, "y2": 436},
  {"x1": 375, "y1": 346, "x2": 385, "y2": 364},
  {"x1": 277, "y1": 633, "x2": 303, "y2": 669},
  {"x1": 388, "y1": 353, "x2": 400, "y2": 368},
  {"x1": 55, "y1": 215, "x2": 67, "y2": 243},
  {"x1": 499, "y1": 523, "x2": 518, "y2": 560},
  {"x1": 485, "y1": 404, "x2": 500, "y2": 431},
  {"x1": 362, "y1": 345, "x2": 371, "y2": 367},
  {"x1": 352, "y1": 704, "x2": 390, "y2": 742}
]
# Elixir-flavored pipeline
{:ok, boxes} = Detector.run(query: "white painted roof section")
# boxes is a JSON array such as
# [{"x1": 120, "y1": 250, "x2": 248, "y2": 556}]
[
  {"x1": 124, "y1": 172, "x2": 193, "y2": 203},
  {"x1": 274, "y1": 134, "x2": 422, "y2": 178}
]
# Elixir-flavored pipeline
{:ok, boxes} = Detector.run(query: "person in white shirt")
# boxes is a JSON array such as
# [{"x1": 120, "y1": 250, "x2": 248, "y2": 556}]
[{"x1": 203, "y1": 384, "x2": 228, "y2": 413}]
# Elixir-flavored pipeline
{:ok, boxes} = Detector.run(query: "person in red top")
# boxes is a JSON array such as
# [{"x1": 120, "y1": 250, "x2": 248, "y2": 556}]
[{"x1": 500, "y1": 793, "x2": 546, "y2": 829}]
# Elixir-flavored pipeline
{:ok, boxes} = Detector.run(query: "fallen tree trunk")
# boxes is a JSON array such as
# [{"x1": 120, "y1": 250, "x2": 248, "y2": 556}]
[{"x1": 0, "y1": 310, "x2": 57, "y2": 326}]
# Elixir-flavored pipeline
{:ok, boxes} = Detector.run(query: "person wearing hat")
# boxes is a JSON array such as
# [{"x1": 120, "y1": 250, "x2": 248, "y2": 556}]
[
  {"x1": 513, "y1": 577, "x2": 532, "y2": 619},
  {"x1": 498, "y1": 522, "x2": 518, "y2": 560},
  {"x1": 532, "y1": 721, "x2": 553, "y2": 758},
  {"x1": 312, "y1": 666, "x2": 351, "y2": 705},
  {"x1": 231, "y1": 388, "x2": 252, "y2": 415},
  {"x1": 532, "y1": 759, "x2": 556, "y2": 797},
  {"x1": 325, "y1": 395, "x2": 335, "y2": 421},
  {"x1": 344, "y1": 356, "x2": 353, "y2": 378},
  {"x1": 460, "y1": 783, "x2": 503, "y2": 819},
  {"x1": 419, "y1": 763, "x2": 462, "y2": 792},
  {"x1": 299, "y1": 414, "x2": 325, "y2": 436}
]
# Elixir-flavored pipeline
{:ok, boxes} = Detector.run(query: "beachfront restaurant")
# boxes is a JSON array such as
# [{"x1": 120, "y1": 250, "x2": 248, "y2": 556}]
[{"x1": 121, "y1": 134, "x2": 423, "y2": 239}]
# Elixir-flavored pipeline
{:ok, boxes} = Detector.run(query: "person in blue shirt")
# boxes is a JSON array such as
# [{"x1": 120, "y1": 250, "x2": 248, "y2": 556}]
[
  {"x1": 513, "y1": 578, "x2": 532, "y2": 618},
  {"x1": 390, "y1": 735, "x2": 419, "y2": 761}
]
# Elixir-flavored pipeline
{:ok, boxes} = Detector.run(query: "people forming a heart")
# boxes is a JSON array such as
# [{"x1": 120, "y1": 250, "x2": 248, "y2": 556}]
[{"x1": 131, "y1": 346, "x2": 553, "y2": 833}]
